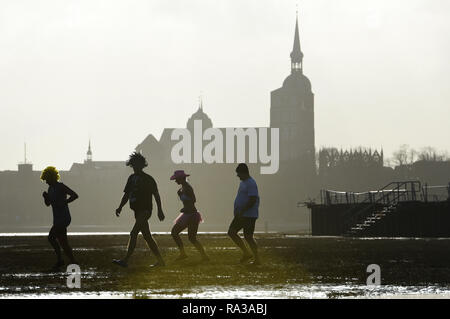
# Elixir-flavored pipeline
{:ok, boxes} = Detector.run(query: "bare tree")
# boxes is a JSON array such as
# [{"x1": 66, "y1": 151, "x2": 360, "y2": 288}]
[
  {"x1": 392, "y1": 144, "x2": 411, "y2": 166},
  {"x1": 417, "y1": 147, "x2": 449, "y2": 162},
  {"x1": 408, "y1": 148, "x2": 417, "y2": 164}
]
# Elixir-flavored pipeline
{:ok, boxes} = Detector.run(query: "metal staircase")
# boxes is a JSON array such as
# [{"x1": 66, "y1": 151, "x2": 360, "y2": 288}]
[
  {"x1": 343, "y1": 181, "x2": 422, "y2": 237},
  {"x1": 346, "y1": 204, "x2": 397, "y2": 236}
]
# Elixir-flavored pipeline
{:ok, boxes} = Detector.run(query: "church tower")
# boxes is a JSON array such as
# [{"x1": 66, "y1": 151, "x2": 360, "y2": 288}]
[{"x1": 270, "y1": 12, "x2": 315, "y2": 175}]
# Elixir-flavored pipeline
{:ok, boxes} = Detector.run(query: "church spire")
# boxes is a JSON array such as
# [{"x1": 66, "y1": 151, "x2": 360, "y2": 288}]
[
  {"x1": 86, "y1": 140, "x2": 92, "y2": 162},
  {"x1": 199, "y1": 94, "x2": 203, "y2": 111},
  {"x1": 290, "y1": 11, "x2": 304, "y2": 74}
]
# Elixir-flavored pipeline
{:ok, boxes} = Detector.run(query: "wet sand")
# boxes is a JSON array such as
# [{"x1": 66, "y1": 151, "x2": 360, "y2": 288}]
[{"x1": 1, "y1": 233, "x2": 450, "y2": 298}]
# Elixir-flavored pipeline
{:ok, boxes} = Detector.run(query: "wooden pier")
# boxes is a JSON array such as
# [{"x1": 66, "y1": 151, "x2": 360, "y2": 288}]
[{"x1": 309, "y1": 181, "x2": 450, "y2": 237}]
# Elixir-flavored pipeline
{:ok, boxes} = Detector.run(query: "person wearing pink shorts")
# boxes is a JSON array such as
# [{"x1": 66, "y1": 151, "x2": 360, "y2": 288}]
[{"x1": 170, "y1": 170, "x2": 209, "y2": 262}]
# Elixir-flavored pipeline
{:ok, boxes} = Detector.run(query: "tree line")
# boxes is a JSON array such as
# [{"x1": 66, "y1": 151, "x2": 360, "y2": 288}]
[{"x1": 388, "y1": 145, "x2": 449, "y2": 167}]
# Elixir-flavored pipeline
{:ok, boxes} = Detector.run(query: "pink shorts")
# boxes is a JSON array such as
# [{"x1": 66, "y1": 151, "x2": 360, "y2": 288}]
[{"x1": 174, "y1": 212, "x2": 203, "y2": 229}]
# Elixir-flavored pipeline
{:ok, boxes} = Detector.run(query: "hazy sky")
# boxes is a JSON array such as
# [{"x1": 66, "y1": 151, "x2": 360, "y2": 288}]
[{"x1": 0, "y1": 0, "x2": 449, "y2": 171}]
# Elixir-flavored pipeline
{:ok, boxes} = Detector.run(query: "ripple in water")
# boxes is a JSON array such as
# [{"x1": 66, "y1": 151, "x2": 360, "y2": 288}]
[{"x1": 2, "y1": 284, "x2": 450, "y2": 299}]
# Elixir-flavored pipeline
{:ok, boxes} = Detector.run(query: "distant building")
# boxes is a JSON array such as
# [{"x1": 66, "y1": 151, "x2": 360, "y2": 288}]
[
  {"x1": 70, "y1": 141, "x2": 125, "y2": 175},
  {"x1": 318, "y1": 147, "x2": 391, "y2": 191}
]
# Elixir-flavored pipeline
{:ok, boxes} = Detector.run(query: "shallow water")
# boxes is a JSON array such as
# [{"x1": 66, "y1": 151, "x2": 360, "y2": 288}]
[
  {"x1": 2, "y1": 284, "x2": 450, "y2": 299},
  {"x1": 2, "y1": 233, "x2": 450, "y2": 299},
  {"x1": 0, "y1": 231, "x2": 248, "y2": 237}
]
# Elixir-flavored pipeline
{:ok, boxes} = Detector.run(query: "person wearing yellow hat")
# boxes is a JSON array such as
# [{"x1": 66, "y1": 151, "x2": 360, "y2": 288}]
[{"x1": 40, "y1": 166, "x2": 79, "y2": 271}]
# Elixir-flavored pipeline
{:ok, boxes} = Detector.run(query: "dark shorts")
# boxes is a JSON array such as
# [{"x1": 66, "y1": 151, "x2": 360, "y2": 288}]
[
  {"x1": 133, "y1": 209, "x2": 152, "y2": 220},
  {"x1": 228, "y1": 216, "x2": 257, "y2": 236},
  {"x1": 130, "y1": 209, "x2": 153, "y2": 236},
  {"x1": 49, "y1": 225, "x2": 68, "y2": 239},
  {"x1": 53, "y1": 214, "x2": 71, "y2": 229}
]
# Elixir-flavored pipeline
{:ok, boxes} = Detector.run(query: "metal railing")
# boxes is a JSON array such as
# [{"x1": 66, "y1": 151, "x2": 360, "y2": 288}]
[
  {"x1": 423, "y1": 183, "x2": 450, "y2": 202},
  {"x1": 320, "y1": 181, "x2": 450, "y2": 205},
  {"x1": 320, "y1": 181, "x2": 423, "y2": 205}
]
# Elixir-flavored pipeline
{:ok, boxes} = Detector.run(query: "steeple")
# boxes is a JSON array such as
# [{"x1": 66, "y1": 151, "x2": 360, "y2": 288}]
[
  {"x1": 199, "y1": 94, "x2": 203, "y2": 111},
  {"x1": 290, "y1": 11, "x2": 304, "y2": 74},
  {"x1": 86, "y1": 140, "x2": 92, "y2": 162}
]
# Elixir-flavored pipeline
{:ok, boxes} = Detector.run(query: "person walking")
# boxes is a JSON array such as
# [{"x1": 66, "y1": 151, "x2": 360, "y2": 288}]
[
  {"x1": 227, "y1": 163, "x2": 261, "y2": 265},
  {"x1": 113, "y1": 152, "x2": 165, "y2": 268}
]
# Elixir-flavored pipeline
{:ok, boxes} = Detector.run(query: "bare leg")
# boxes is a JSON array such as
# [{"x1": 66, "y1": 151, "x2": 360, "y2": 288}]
[
  {"x1": 48, "y1": 227, "x2": 63, "y2": 264},
  {"x1": 57, "y1": 233, "x2": 77, "y2": 264},
  {"x1": 188, "y1": 222, "x2": 208, "y2": 260},
  {"x1": 123, "y1": 222, "x2": 139, "y2": 263},
  {"x1": 141, "y1": 220, "x2": 164, "y2": 265},
  {"x1": 228, "y1": 228, "x2": 252, "y2": 261},
  {"x1": 171, "y1": 223, "x2": 188, "y2": 259},
  {"x1": 244, "y1": 234, "x2": 260, "y2": 264}
]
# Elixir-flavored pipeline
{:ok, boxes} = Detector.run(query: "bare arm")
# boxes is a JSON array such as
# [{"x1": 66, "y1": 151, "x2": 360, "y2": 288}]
[
  {"x1": 154, "y1": 191, "x2": 162, "y2": 211},
  {"x1": 115, "y1": 193, "x2": 129, "y2": 217},
  {"x1": 186, "y1": 185, "x2": 196, "y2": 203},
  {"x1": 118, "y1": 193, "x2": 129, "y2": 210},
  {"x1": 154, "y1": 191, "x2": 165, "y2": 221},
  {"x1": 42, "y1": 192, "x2": 51, "y2": 206},
  {"x1": 64, "y1": 185, "x2": 79, "y2": 204}
]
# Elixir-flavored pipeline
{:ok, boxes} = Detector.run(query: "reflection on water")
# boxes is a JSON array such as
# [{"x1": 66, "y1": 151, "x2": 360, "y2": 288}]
[
  {"x1": 0, "y1": 232, "x2": 234, "y2": 237},
  {"x1": 1, "y1": 271, "x2": 107, "y2": 280},
  {"x1": 174, "y1": 284, "x2": 450, "y2": 299},
  {"x1": 2, "y1": 284, "x2": 450, "y2": 299}
]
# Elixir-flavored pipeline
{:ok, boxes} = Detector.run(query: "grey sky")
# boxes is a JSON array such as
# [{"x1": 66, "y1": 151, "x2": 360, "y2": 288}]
[{"x1": 0, "y1": 0, "x2": 449, "y2": 171}]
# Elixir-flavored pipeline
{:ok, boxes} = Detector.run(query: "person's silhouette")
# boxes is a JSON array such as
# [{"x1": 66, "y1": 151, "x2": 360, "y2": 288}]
[
  {"x1": 227, "y1": 163, "x2": 261, "y2": 265},
  {"x1": 41, "y1": 166, "x2": 78, "y2": 271},
  {"x1": 170, "y1": 170, "x2": 209, "y2": 262},
  {"x1": 113, "y1": 152, "x2": 165, "y2": 268}
]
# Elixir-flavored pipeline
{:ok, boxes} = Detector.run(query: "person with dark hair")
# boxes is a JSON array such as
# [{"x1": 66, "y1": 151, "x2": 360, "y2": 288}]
[
  {"x1": 40, "y1": 166, "x2": 79, "y2": 271},
  {"x1": 113, "y1": 152, "x2": 166, "y2": 268},
  {"x1": 228, "y1": 163, "x2": 261, "y2": 265},
  {"x1": 170, "y1": 170, "x2": 209, "y2": 262}
]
